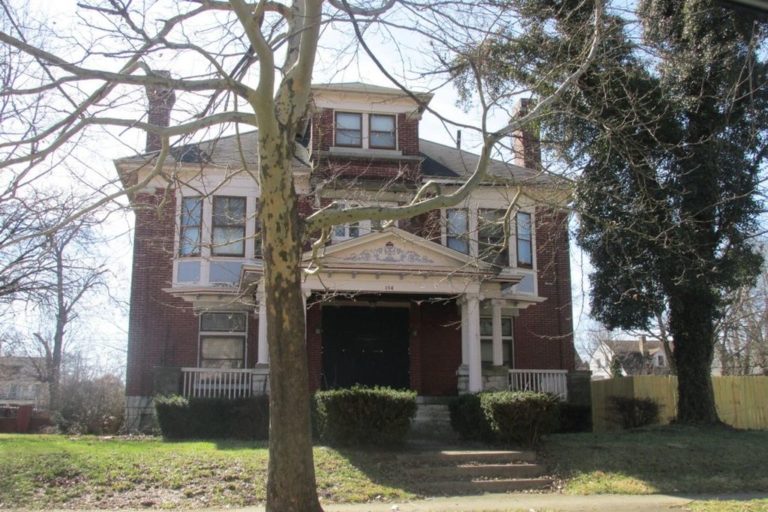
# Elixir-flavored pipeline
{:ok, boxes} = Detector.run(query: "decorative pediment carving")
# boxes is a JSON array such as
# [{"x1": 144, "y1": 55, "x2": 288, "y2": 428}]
[{"x1": 342, "y1": 241, "x2": 435, "y2": 264}]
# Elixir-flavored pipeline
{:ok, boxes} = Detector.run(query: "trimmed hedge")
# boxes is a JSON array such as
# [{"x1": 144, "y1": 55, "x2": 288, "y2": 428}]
[
  {"x1": 154, "y1": 395, "x2": 269, "y2": 440},
  {"x1": 313, "y1": 386, "x2": 417, "y2": 447},
  {"x1": 608, "y1": 396, "x2": 660, "y2": 429},
  {"x1": 449, "y1": 391, "x2": 560, "y2": 447}
]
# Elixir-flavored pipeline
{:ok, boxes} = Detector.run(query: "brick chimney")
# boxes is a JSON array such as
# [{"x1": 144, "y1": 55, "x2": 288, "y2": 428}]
[
  {"x1": 511, "y1": 98, "x2": 541, "y2": 170},
  {"x1": 145, "y1": 71, "x2": 175, "y2": 152}
]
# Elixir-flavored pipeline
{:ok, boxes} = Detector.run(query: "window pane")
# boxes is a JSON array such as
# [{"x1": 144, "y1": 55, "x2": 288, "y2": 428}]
[
  {"x1": 180, "y1": 227, "x2": 201, "y2": 257},
  {"x1": 181, "y1": 197, "x2": 202, "y2": 226},
  {"x1": 481, "y1": 340, "x2": 493, "y2": 363},
  {"x1": 502, "y1": 318, "x2": 513, "y2": 337},
  {"x1": 517, "y1": 240, "x2": 533, "y2": 266},
  {"x1": 334, "y1": 225, "x2": 346, "y2": 237},
  {"x1": 517, "y1": 212, "x2": 531, "y2": 239},
  {"x1": 446, "y1": 209, "x2": 469, "y2": 254},
  {"x1": 479, "y1": 209, "x2": 509, "y2": 266},
  {"x1": 516, "y1": 212, "x2": 533, "y2": 267},
  {"x1": 370, "y1": 131, "x2": 395, "y2": 148},
  {"x1": 480, "y1": 317, "x2": 492, "y2": 337},
  {"x1": 213, "y1": 197, "x2": 245, "y2": 226},
  {"x1": 371, "y1": 115, "x2": 394, "y2": 131},
  {"x1": 201, "y1": 336, "x2": 245, "y2": 369},
  {"x1": 336, "y1": 113, "x2": 362, "y2": 146},
  {"x1": 348, "y1": 222, "x2": 359, "y2": 238},
  {"x1": 201, "y1": 312, "x2": 246, "y2": 332},
  {"x1": 213, "y1": 227, "x2": 244, "y2": 255}
]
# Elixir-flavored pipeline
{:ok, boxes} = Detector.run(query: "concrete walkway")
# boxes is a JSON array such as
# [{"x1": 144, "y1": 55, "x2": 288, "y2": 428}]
[{"x1": 213, "y1": 493, "x2": 767, "y2": 512}]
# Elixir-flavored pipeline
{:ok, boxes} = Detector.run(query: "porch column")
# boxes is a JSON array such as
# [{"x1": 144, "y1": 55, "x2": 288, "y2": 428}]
[
  {"x1": 460, "y1": 299, "x2": 469, "y2": 365},
  {"x1": 466, "y1": 293, "x2": 482, "y2": 392},
  {"x1": 492, "y1": 299, "x2": 503, "y2": 366},
  {"x1": 257, "y1": 291, "x2": 269, "y2": 364}
]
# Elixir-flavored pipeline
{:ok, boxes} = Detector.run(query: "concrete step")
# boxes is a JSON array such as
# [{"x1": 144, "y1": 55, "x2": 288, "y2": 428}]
[
  {"x1": 416, "y1": 477, "x2": 553, "y2": 494},
  {"x1": 405, "y1": 462, "x2": 545, "y2": 480},
  {"x1": 398, "y1": 449, "x2": 537, "y2": 465}
]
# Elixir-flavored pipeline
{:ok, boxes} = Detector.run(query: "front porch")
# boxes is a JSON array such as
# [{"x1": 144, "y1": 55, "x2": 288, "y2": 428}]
[{"x1": 176, "y1": 366, "x2": 568, "y2": 401}]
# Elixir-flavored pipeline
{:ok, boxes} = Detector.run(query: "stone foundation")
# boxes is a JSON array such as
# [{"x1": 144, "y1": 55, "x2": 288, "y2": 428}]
[{"x1": 124, "y1": 396, "x2": 157, "y2": 433}]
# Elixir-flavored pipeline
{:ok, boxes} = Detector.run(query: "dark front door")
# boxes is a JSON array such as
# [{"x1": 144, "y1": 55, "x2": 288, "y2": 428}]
[{"x1": 322, "y1": 306, "x2": 410, "y2": 389}]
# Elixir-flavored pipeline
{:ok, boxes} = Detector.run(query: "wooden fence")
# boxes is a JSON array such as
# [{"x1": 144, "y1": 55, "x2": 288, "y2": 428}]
[{"x1": 591, "y1": 375, "x2": 768, "y2": 432}]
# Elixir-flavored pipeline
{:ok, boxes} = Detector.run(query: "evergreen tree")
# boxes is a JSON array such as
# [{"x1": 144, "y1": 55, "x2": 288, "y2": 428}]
[{"x1": 457, "y1": 0, "x2": 768, "y2": 423}]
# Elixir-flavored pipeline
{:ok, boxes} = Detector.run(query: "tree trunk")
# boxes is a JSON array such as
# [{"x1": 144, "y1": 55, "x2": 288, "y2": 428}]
[
  {"x1": 260, "y1": 130, "x2": 322, "y2": 512},
  {"x1": 668, "y1": 285, "x2": 721, "y2": 424}
]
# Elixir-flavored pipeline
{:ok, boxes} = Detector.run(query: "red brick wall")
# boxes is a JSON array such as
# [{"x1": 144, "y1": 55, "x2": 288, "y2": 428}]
[
  {"x1": 397, "y1": 113, "x2": 420, "y2": 156},
  {"x1": 125, "y1": 189, "x2": 198, "y2": 397},
  {"x1": 415, "y1": 301, "x2": 462, "y2": 395},
  {"x1": 514, "y1": 208, "x2": 575, "y2": 371}
]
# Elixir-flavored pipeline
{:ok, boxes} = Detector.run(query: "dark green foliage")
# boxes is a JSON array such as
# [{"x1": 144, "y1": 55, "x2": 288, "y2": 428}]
[
  {"x1": 313, "y1": 386, "x2": 416, "y2": 447},
  {"x1": 154, "y1": 395, "x2": 269, "y2": 440},
  {"x1": 556, "y1": 403, "x2": 593, "y2": 433},
  {"x1": 453, "y1": 0, "x2": 768, "y2": 424},
  {"x1": 448, "y1": 393, "x2": 492, "y2": 441},
  {"x1": 448, "y1": 391, "x2": 560, "y2": 447},
  {"x1": 482, "y1": 391, "x2": 560, "y2": 447},
  {"x1": 608, "y1": 396, "x2": 660, "y2": 429}
]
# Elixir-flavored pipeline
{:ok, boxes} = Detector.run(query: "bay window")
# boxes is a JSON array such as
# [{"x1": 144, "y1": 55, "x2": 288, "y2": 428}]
[
  {"x1": 446, "y1": 209, "x2": 469, "y2": 254},
  {"x1": 478, "y1": 209, "x2": 509, "y2": 266},
  {"x1": 179, "y1": 197, "x2": 202, "y2": 257},
  {"x1": 212, "y1": 196, "x2": 246, "y2": 256}
]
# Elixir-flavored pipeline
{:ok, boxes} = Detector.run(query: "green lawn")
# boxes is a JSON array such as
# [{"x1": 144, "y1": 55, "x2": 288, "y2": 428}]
[
  {"x1": 544, "y1": 425, "x2": 768, "y2": 495},
  {"x1": 1, "y1": 426, "x2": 767, "y2": 509}
]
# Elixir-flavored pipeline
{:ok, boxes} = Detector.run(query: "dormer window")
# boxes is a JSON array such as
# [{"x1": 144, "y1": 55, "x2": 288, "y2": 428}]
[
  {"x1": 370, "y1": 114, "x2": 396, "y2": 149},
  {"x1": 335, "y1": 112, "x2": 362, "y2": 147}
]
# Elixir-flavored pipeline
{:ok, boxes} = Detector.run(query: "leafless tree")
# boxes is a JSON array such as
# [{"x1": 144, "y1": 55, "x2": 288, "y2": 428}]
[{"x1": 0, "y1": 1, "x2": 603, "y2": 509}]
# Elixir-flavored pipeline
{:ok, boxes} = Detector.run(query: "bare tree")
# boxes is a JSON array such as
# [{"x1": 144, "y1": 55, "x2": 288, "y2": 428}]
[{"x1": 0, "y1": 1, "x2": 603, "y2": 509}]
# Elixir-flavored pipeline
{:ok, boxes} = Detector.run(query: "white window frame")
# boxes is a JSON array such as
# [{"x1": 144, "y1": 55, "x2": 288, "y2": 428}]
[
  {"x1": 198, "y1": 312, "x2": 248, "y2": 369},
  {"x1": 480, "y1": 315, "x2": 514, "y2": 366}
]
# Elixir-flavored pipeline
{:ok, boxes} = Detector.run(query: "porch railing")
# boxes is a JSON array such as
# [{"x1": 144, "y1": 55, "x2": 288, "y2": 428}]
[
  {"x1": 508, "y1": 369, "x2": 568, "y2": 401},
  {"x1": 181, "y1": 367, "x2": 269, "y2": 399}
]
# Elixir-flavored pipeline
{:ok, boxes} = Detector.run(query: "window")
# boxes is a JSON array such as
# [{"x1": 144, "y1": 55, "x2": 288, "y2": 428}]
[
  {"x1": 212, "y1": 196, "x2": 246, "y2": 256},
  {"x1": 253, "y1": 200, "x2": 262, "y2": 258},
  {"x1": 446, "y1": 209, "x2": 469, "y2": 254},
  {"x1": 335, "y1": 112, "x2": 362, "y2": 147},
  {"x1": 333, "y1": 221, "x2": 367, "y2": 242},
  {"x1": 478, "y1": 209, "x2": 509, "y2": 266},
  {"x1": 180, "y1": 197, "x2": 202, "y2": 256},
  {"x1": 516, "y1": 211, "x2": 533, "y2": 267},
  {"x1": 199, "y1": 312, "x2": 246, "y2": 369},
  {"x1": 369, "y1": 114, "x2": 396, "y2": 149},
  {"x1": 480, "y1": 316, "x2": 514, "y2": 366}
]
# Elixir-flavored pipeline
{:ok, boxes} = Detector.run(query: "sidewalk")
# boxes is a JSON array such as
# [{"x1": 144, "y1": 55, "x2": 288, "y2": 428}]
[{"x1": 227, "y1": 493, "x2": 768, "y2": 512}]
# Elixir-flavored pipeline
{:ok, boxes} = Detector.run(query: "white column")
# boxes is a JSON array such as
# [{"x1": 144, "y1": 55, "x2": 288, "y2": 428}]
[
  {"x1": 257, "y1": 291, "x2": 269, "y2": 364},
  {"x1": 460, "y1": 299, "x2": 469, "y2": 365},
  {"x1": 492, "y1": 299, "x2": 503, "y2": 366},
  {"x1": 467, "y1": 294, "x2": 482, "y2": 392}
]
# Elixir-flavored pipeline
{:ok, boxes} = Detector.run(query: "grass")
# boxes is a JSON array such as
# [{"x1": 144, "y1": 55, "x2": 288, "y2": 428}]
[
  {"x1": 1, "y1": 426, "x2": 767, "y2": 508},
  {"x1": 0, "y1": 435, "x2": 414, "y2": 508},
  {"x1": 544, "y1": 425, "x2": 768, "y2": 495}
]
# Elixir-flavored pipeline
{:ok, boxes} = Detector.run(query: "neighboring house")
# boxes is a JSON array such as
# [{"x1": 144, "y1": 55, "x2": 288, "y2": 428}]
[
  {"x1": 588, "y1": 336, "x2": 671, "y2": 380},
  {"x1": 117, "y1": 82, "x2": 576, "y2": 429},
  {"x1": 0, "y1": 357, "x2": 48, "y2": 408}
]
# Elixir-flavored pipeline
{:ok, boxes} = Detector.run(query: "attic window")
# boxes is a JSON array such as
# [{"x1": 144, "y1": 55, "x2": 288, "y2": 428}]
[
  {"x1": 335, "y1": 112, "x2": 362, "y2": 147},
  {"x1": 370, "y1": 114, "x2": 396, "y2": 149}
]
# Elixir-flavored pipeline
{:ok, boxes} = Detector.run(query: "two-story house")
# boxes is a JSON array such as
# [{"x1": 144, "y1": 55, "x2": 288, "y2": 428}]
[{"x1": 117, "y1": 83, "x2": 576, "y2": 430}]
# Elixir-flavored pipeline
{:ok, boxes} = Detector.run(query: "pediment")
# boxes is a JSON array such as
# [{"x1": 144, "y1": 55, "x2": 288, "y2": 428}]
[{"x1": 306, "y1": 227, "x2": 490, "y2": 272}]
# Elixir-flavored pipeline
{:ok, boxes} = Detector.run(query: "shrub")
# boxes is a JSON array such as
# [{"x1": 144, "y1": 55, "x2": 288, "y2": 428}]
[
  {"x1": 556, "y1": 403, "x2": 593, "y2": 433},
  {"x1": 55, "y1": 374, "x2": 125, "y2": 434},
  {"x1": 448, "y1": 391, "x2": 560, "y2": 447},
  {"x1": 313, "y1": 386, "x2": 416, "y2": 447},
  {"x1": 154, "y1": 395, "x2": 269, "y2": 440},
  {"x1": 608, "y1": 396, "x2": 660, "y2": 429},
  {"x1": 481, "y1": 391, "x2": 560, "y2": 447},
  {"x1": 448, "y1": 393, "x2": 491, "y2": 441}
]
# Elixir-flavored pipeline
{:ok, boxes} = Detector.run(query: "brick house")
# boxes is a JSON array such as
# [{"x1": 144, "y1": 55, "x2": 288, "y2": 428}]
[{"x1": 117, "y1": 83, "x2": 577, "y2": 429}]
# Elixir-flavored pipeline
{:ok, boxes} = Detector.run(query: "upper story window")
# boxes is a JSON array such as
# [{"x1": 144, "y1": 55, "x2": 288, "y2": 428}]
[
  {"x1": 199, "y1": 312, "x2": 246, "y2": 369},
  {"x1": 212, "y1": 196, "x2": 246, "y2": 256},
  {"x1": 369, "y1": 114, "x2": 396, "y2": 149},
  {"x1": 335, "y1": 112, "x2": 363, "y2": 147},
  {"x1": 446, "y1": 209, "x2": 469, "y2": 254},
  {"x1": 516, "y1": 211, "x2": 533, "y2": 268},
  {"x1": 478, "y1": 209, "x2": 509, "y2": 266},
  {"x1": 180, "y1": 197, "x2": 203, "y2": 257}
]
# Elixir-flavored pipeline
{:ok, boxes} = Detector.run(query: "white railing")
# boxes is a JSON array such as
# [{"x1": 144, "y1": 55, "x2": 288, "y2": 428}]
[
  {"x1": 508, "y1": 369, "x2": 568, "y2": 401},
  {"x1": 181, "y1": 368, "x2": 270, "y2": 399}
]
